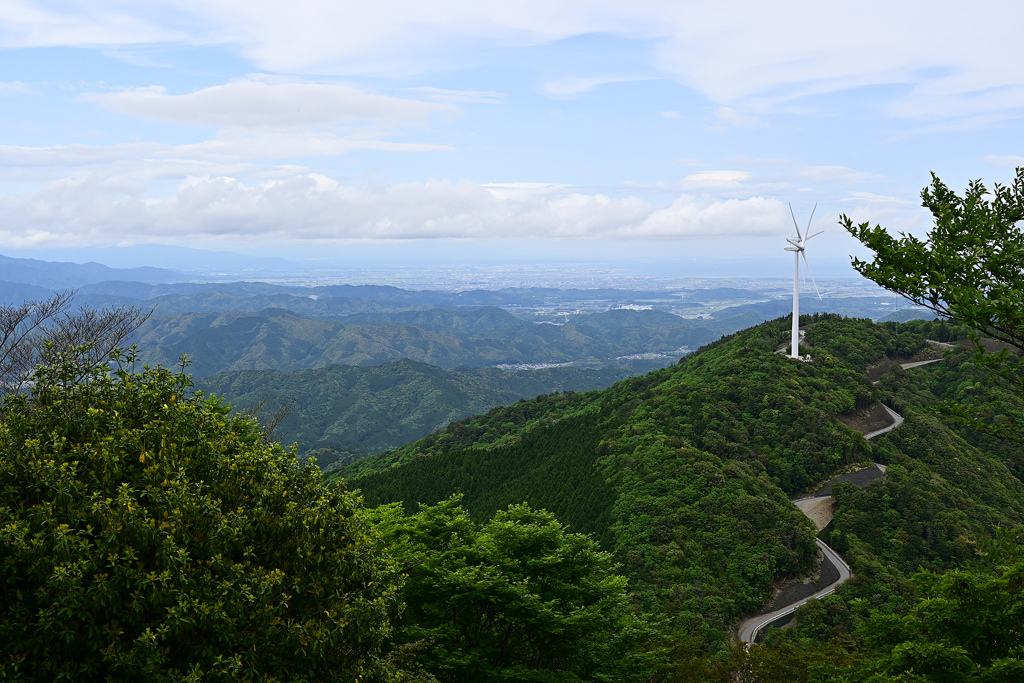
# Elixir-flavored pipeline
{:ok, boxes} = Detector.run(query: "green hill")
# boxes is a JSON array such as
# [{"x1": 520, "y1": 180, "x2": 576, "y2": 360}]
[
  {"x1": 135, "y1": 306, "x2": 726, "y2": 377},
  {"x1": 332, "y1": 315, "x2": 1024, "y2": 654},
  {"x1": 195, "y1": 358, "x2": 661, "y2": 469}
]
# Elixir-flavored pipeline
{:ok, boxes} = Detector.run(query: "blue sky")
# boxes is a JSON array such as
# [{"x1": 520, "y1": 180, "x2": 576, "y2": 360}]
[{"x1": 1, "y1": 1, "x2": 1023, "y2": 276}]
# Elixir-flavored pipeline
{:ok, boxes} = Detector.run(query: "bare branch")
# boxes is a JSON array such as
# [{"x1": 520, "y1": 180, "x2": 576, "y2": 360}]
[
  {"x1": 0, "y1": 291, "x2": 152, "y2": 398},
  {"x1": 239, "y1": 396, "x2": 295, "y2": 446}
]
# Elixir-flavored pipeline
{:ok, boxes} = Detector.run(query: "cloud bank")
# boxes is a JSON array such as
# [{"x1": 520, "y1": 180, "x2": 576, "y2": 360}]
[{"x1": 0, "y1": 172, "x2": 791, "y2": 247}]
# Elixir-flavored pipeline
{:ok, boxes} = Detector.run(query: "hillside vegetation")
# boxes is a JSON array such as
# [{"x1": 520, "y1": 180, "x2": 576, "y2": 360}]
[
  {"x1": 196, "y1": 358, "x2": 661, "y2": 469},
  {"x1": 335, "y1": 315, "x2": 1024, "y2": 677},
  {"x1": 5, "y1": 304, "x2": 1021, "y2": 681},
  {"x1": 135, "y1": 306, "x2": 720, "y2": 376}
]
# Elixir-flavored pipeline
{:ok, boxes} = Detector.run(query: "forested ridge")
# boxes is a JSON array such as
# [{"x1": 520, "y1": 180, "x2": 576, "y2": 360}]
[
  {"x1": 195, "y1": 358, "x2": 658, "y2": 469},
  {"x1": 334, "y1": 314, "x2": 1024, "y2": 679},
  {"x1": 133, "y1": 306, "x2": 722, "y2": 377}
]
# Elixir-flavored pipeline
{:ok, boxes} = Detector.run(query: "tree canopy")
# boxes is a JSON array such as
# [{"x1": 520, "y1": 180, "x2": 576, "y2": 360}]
[
  {"x1": 369, "y1": 496, "x2": 652, "y2": 682},
  {"x1": 841, "y1": 167, "x2": 1024, "y2": 440},
  {"x1": 0, "y1": 291, "x2": 150, "y2": 399},
  {"x1": 0, "y1": 351, "x2": 398, "y2": 681}
]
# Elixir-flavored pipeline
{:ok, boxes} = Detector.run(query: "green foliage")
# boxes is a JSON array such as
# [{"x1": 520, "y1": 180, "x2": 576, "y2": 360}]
[
  {"x1": 828, "y1": 395, "x2": 1024, "y2": 577},
  {"x1": 343, "y1": 316, "x2": 913, "y2": 649},
  {"x1": 321, "y1": 312, "x2": 1022, "y2": 678},
  {"x1": 842, "y1": 168, "x2": 1024, "y2": 440},
  {"x1": 197, "y1": 358, "x2": 653, "y2": 468},
  {"x1": 368, "y1": 497, "x2": 652, "y2": 682},
  {"x1": 803, "y1": 315, "x2": 933, "y2": 371},
  {"x1": 747, "y1": 337, "x2": 1024, "y2": 681},
  {"x1": 351, "y1": 407, "x2": 618, "y2": 544},
  {"x1": 879, "y1": 319, "x2": 972, "y2": 344},
  {"x1": 855, "y1": 529, "x2": 1024, "y2": 682},
  {"x1": 138, "y1": 306, "x2": 720, "y2": 378},
  {"x1": 0, "y1": 352, "x2": 398, "y2": 681}
]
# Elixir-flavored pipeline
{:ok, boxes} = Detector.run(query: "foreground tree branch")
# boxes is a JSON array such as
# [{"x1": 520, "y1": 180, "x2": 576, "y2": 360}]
[
  {"x1": 841, "y1": 167, "x2": 1024, "y2": 440},
  {"x1": 0, "y1": 291, "x2": 152, "y2": 397}
]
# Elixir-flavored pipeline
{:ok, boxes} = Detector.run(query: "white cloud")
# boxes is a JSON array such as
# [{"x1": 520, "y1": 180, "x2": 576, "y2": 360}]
[
  {"x1": 85, "y1": 79, "x2": 457, "y2": 127},
  {"x1": 541, "y1": 75, "x2": 649, "y2": 97},
  {"x1": 7, "y1": 1, "x2": 1022, "y2": 123},
  {"x1": 637, "y1": 195, "x2": 787, "y2": 238},
  {"x1": 163, "y1": 129, "x2": 455, "y2": 160},
  {"x1": 724, "y1": 156, "x2": 877, "y2": 185},
  {"x1": 0, "y1": 0, "x2": 176, "y2": 48},
  {"x1": 0, "y1": 129, "x2": 453, "y2": 170},
  {"x1": 480, "y1": 182, "x2": 574, "y2": 201},
  {"x1": 0, "y1": 142, "x2": 159, "y2": 167},
  {"x1": 402, "y1": 87, "x2": 505, "y2": 104},
  {"x1": 661, "y1": 110, "x2": 683, "y2": 119},
  {"x1": 683, "y1": 170, "x2": 752, "y2": 189},
  {"x1": 0, "y1": 171, "x2": 804, "y2": 245},
  {"x1": 792, "y1": 165, "x2": 874, "y2": 185}
]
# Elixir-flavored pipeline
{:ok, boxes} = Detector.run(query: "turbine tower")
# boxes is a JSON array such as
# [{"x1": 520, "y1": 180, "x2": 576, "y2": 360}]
[{"x1": 785, "y1": 203, "x2": 824, "y2": 359}]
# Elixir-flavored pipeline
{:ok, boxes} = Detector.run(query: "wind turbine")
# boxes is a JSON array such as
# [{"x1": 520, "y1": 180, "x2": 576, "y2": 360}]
[{"x1": 785, "y1": 203, "x2": 824, "y2": 359}]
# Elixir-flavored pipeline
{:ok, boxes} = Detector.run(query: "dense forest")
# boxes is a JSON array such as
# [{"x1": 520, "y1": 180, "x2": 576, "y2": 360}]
[
  {"x1": 333, "y1": 314, "x2": 1024, "y2": 680},
  {"x1": 195, "y1": 358, "x2": 661, "y2": 469}
]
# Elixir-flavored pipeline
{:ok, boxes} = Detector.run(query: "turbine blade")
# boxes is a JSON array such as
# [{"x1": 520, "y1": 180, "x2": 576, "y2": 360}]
[
  {"x1": 805, "y1": 229, "x2": 825, "y2": 241},
  {"x1": 789, "y1": 202, "x2": 802, "y2": 239},
  {"x1": 805, "y1": 203, "x2": 818, "y2": 235},
  {"x1": 801, "y1": 251, "x2": 822, "y2": 300}
]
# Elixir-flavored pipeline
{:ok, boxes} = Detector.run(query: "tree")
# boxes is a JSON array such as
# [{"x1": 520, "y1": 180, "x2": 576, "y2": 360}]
[
  {"x1": 854, "y1": 529, "x2": 1024, "y2": 682},
  {"x1": 0, "y1": 291, "x2": 150, "y2": 398},
  {"x1": 841, "y1": 168, "x2": 1024, "y2": 440},
  {"x1": 369, "y1": 496, "x2": 654, "y2": 682},
  {"x1": 0, "y1": 350, "x2": 399, "y2": 681}
]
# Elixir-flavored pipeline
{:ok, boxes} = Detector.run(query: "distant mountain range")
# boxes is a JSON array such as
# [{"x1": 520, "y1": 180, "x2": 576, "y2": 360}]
[
  {"x1": 134, "y1": 306, "x2": 717, "y2": 377},
  {"x1": 0, "y1": 254, "x2": 181, "y2": 292},
  {"x1": 2, "y1": 245, "x2": 294, "y2": 276},
  {"x1": 0, "y1": 251, "x2": 935, "y2": 384}
]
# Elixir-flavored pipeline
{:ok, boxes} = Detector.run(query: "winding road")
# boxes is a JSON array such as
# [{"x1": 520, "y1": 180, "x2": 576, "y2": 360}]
[
  {"x1": 737, "y1": 352, "x2": 943, "y2": 644},
  {"x1": 738, "y1": 539, "x2": 852, "y2": 644},
  {"x1": 863, "y1": 405, "x2": 904, "y2": 440}
]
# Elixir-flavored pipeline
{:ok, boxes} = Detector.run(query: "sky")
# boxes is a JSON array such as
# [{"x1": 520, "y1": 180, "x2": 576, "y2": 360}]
[{"x1": 1, "y1": 1, "x2": 1023, "y2": 277}]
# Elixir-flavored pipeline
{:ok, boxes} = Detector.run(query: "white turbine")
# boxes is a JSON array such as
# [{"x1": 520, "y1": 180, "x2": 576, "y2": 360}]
[{"x1": 784, "y1": 203, "x2": 824, "y2": 359}]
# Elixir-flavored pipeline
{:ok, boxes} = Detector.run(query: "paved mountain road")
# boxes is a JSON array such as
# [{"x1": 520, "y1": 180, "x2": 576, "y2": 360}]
[
  {"x1": 737, "y1": 539, "x2": 852, "y2": 644},
  {"x1": 863, "y1": 405, "x2": 904, "y2": 440},
  {"x1": 737, "y1": 350, "x2": 942, "y2": 644}
]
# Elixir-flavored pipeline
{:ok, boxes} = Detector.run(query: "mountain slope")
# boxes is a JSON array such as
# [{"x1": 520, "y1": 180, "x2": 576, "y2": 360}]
[
  {"x1": 334, "y1": 315, "x2": 1024, "y2": 649},
  {"x1": 196, "y1": 358, "x2": 660, "y2": 469},
  {"x1": 136, "y1": 307, "x2": 723, "y2": 376}
]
